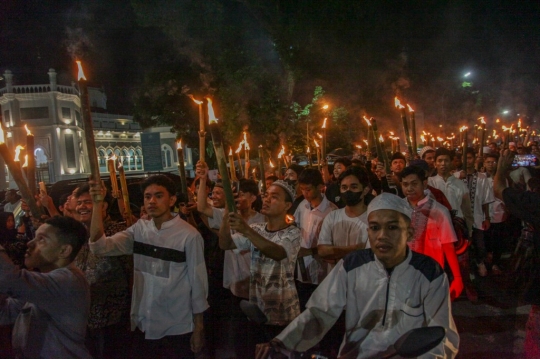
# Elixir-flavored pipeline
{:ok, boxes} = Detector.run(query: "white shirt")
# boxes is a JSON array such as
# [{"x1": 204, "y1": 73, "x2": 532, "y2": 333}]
[
  {"x1": 428, "y1": 174, "x2": 469, "y2": 219},
  {"x1": 276, "y1": 249, "x2": 459, "y2": 358},
  {"x1": 293, "y1": 196, "x2": 338, "y2": 284},
  {"x1": 3, "y1": 200, "x2": 20, "y2": 213},
  {"x1": 207, "y1": 207, "x2": 265, "y2": 298},
  {"x1": 89, "y1": 215, "x2": 209, "y2": 339},
  {"x1": 487, "y1": 177, "x2": 507, "y2": 223},
  {"x1": 453, "y1": 171, "x2": 494, "y2": 229},
  {"x1": 404, "y1": 194, "x2": 457, "y2": 268},
  {"x1": 318, "y1": 208, "x2": 369, "y2": 270}
]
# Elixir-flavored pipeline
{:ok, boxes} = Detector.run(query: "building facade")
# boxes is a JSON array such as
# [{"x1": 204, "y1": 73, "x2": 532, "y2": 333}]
[{"x1": 0, "y1": 68, "x2": 193, "y2": 191}]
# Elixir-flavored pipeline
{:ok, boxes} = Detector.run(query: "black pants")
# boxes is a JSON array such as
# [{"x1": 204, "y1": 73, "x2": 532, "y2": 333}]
[
  {"x1": 86, "y1": 322, "x2": 132, "y2": 359},
  {"x1": 131, "y1": 328, "x2": 194, "y2": 359},
  {"x1": 485, "y1": 221, "x2": 506, "y2": 266},
  {"x1": 471, "y1": 228, "x2": 487, "y2": 264}
]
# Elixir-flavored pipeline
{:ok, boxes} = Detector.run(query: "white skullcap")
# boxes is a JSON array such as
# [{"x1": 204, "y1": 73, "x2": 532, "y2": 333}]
[
  {"x1": 419, "y1": 146, "x2": 435, "y2": 159},
  {"x1": 367, "y1": 193, "x2": 412, "y2": 220}
]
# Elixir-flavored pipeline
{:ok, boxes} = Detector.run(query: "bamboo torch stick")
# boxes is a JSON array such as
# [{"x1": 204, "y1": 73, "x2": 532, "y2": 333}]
[
  {"x1": 118, "y1": 160, "x2": 133, "y2": 226},
  {"x1": 258, "y1": 145, "x2": 267, "y2": 195},
  {"x1": 206, "y1": 98, "x2": 236, "y2": 213},
  {"x1": 76, "y1": 60, "x2": 102, "y2": 201},
  {"x1": 395, "y1": 98, "x2": 413, "y2": 156},
  {"x1": 228, "y1": 147, "x2": 239, "y2": 182},
  {"x1": 176, "y1": 139, "x2": 188, "y2": 195},
  {"x1": 407, "y1": 104, "x2": 417, "y2": 156},
  {"x1": 24, "y1": 125, "x2": 36, "y2": 195},
  {"x1": 188, "y1": 95, "x2": 206, "y2": 162},
  {"x1": 235, "y1": 143, "x2": 244, "y2": 178}
]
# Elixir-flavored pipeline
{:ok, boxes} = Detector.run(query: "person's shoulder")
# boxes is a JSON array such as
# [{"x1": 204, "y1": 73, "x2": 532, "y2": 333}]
[
  {"x1": 409, "y1": 251, "x2": 444, "y2": 282},
  {"x1": 342, "y1": 249, "x2": 375, "y2": 272}
]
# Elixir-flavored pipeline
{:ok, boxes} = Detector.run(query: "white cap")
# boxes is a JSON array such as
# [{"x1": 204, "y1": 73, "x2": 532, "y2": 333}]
[
  {"x1": 419, "y1": 146, "x2": 435, "y2": 159},
  {"x1": 367, "y1": 193, "x2": 412, "y2": 220}
]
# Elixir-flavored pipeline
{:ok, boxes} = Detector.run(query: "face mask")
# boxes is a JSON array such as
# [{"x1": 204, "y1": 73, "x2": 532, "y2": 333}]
[
  {"x1": 341, "y1": 190, "x2": 363, "y2": 206},
  {"x1": 285, "y1": 179, "x2": 297, "y2": 187}
]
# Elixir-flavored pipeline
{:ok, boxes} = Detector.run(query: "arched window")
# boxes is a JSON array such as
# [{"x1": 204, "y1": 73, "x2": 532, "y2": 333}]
[
  {"x1": 161, "y1": 144, "x2": 173, "y2": 168},
  {"x1": 135, "y1": 148, "x2": 143, "y2": 170},
  {"x1": 127, "y1": 149, "x2": 135, "y2": 171},
  {"x1": 35, "y1": 147, "x2": 48, "y2": 166},
  {"x1": 99, "y1": 149, "x2": 107, "y2": 173}
]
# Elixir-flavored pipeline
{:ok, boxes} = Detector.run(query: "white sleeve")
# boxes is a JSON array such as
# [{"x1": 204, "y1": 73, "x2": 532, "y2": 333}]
[
  {"x1": 207, "y1": 207, "x2": 224, "y2": 229},
  {"x1": 418, "y1": 274, "x2": 459, "y2": 359},
  {"x1": 89, "y1": 225, "x2": 135, "y2": 256},
  {"x1": 276, "y1": 259, "x2": 347, "y2": 352},
  {"x1": 231, "y1": 232, "x2": 251, "y2": 252},
  {"x1": 317, "y1": 212, "x2": 334, "y2": 246},
  {"x1": 185, "y1": 233, "x2": 209, "y2": 314}
]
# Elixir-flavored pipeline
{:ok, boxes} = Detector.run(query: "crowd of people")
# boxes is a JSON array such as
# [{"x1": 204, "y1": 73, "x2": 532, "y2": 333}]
[{"x1": 0, "y1": 140, "x2": 539, "y2": 359}]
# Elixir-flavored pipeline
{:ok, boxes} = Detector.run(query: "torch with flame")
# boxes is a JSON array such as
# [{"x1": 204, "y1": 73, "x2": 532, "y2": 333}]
[
  {"x1": 243, "y1": 131, "x2": 250, "y2": 179},
  {"x1": 395, "y1": 97, "x2": 413, "y2": 156},
  {"x1": 176, "y1": 139, "x2": 188, "y2": 195},
  {"x1": 14, "y1": 145, "x2": 24, "y2": 162},
  {"x1": 108, "y1": 154, "x2": 119, "y2": 198},
  {"x1": 188, "y1": 95, "x2": 206, "y2": 162}
]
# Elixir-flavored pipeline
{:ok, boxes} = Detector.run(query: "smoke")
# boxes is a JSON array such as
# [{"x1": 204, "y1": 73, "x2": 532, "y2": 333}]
[{"x1": 64, "y1": 27, "x2": 93, "y2": 60}]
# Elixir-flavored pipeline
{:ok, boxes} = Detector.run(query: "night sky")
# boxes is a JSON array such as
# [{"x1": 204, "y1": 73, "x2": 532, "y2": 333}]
[{"x1": 1, "y1": 0, "x2": 539, "y2": 131}]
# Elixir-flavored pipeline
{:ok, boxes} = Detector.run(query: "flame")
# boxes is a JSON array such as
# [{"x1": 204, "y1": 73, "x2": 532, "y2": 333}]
[
  {"x1": 22, "y1": 155, "x2": 28, "y2": 168},
  {"x1": 206, "y1": 98, "x2": 218, "y2": 124},
  {"x1": 252, "y1": 168, "x2": 256, "y2": 174},
  {"x1": 322, "y1": 104, "x2": 329, "y2": 110},
  {"x1": 421, "y1": 135, "x2": 426, "y2": 142},
  {"x1": 278, "y1": 145, "x2": 285, "y2": 159},
  {"x1": 229, "y1": 147, "x2": 233, "y2": 156},
  {"x1": 492, "y1": 130, "x2": 497, "y2": 136},
  {"x1": 307, "y1": 146, "x2": 310, "y2": 153},
  {"x1": 479, "y1": 116, "x2": 486, "y2": 125},
  {"x1": 76, "y1": 61, "x2": 86, "y2": 81},
  {"x1": 394, "y1": 97, "x2": 405, "y2": 109},
  {"x1": 502, "y1": 125, "x2": 509, "y2": 132},
  {"x1": 355, "y1": 144, "x2": 362, "y2": 149},
  {"x1": 496, "y1": 118, "x2": 500, "y2": 123},
  {"x1": 322, "y1": 118, "x2": 327, "y2": 129},
  {"x1": 437, "y1": 137, "x2": 444, "y2": 141},
  {"x1": 314, "y1": 139, "x2": 320, "y2": 147},
  {"x1": 269, "y1": 159, "x2": 275, "y2": 168},
  {"x1": 14, "y1": 145, "x2": 24, "y2": 161},
  {"x1": 362, "y1": 139, "x2": 368, "y2": 145},
  {"x1": 363, "y1": 116, "x2": 371, "y2": 126},
  {"x1": 176, "y1": 139, "x2": 182, "y2": 150},
  {"x1": 473, "y1": 138, "x2": 477, "y2": 144},
  {"x1": 286, "y1": 214, "x2": 295, "y2": 224},
  {"x1": 0, "y1": 127, "x2": 4, "y2": 144},
  {"x1": 24, "y1": 125, "x2": 32, "y2": 136},
  {"x1": 431, "y1": 137, "x2": 435, "y2": 141},
  {"x1": 316, "y1": 132, "x2": 323, "y2": 139},
  {"x1": 235, "y1": 142, "x2": 243, "y2": 153},
  {"x1": 518, "y1": 119, "x2": 522, "y2": 128},
  {"x1": 459, "y1": 126, "x2": 468, "y2": 132},
  {"x1": 188, "y1": 94, "x2": 203, "y2": 105},
  {"x1": 389, "y1": 131, "x2": 395, "y2": 136},
  {"x1": 379, "y1": 135, "x2": 384, "y2": 142},
  {"x1": 407, "y1": 104, "x2": 414, "y2": 112}
]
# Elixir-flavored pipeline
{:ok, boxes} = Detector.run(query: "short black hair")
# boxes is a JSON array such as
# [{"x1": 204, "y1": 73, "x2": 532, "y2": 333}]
[
  {"x1": 435, "y1": 148, "x2": 454, "y2": 161},
  {"x1": 73, "y1": 184, "x2": 113, "y2": 209},
  {"x1": 465, "y1": 147, "x2": 476, "y2": 156},
  {"x1": 421, "y1": 149, "x2": 435, "y2": 159},
  {"x1": 333, "y1": 157, "x2": 352, "y2": 168},
  {"x1": 298, "y1": 168, "x2": 324, "y2": 187},
  {"x1": 287, "y1": 164, "x2": 305, "y2": 177},
  {"x1": 399, "y1": 165, "x2": 427, "y2": 182},
  {"x1": 45, "y1": 216, "x2": 88, "y2": 262},
  {"x1": 141, "y1": 175, "x2": 177, "y2": 196},
  {"x1": 58, "y1": 193, "x2": 70, "y2": 207},
  {"x1": 239, "y1": 178, "x2": 259, "y2": 196},
  {"x1": 338, "y1": 166, "x2": 370, "y2": 188},
  {"x1": 485, "y1": 152, "x2": 499, "y2": 161},
  {"x1": 265, "y1": 175, "x2": 278, "y2": 182}
]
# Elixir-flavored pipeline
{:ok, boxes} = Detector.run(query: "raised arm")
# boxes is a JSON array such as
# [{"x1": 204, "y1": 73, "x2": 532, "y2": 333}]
[
  {"x1": 218, "y1": 210, "x2": 237, "y2": 250},
  {"x1": 195, "y1": 161, "x2": 214, "y2": 218}
]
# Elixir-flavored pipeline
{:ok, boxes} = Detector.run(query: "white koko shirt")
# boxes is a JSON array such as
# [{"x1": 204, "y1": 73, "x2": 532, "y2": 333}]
[{"x1": 89, "y1": 214, "x2": 209, "y2": 339}]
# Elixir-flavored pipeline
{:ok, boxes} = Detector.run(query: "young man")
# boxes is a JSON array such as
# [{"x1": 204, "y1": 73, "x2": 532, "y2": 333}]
[
  {"x1": 400, "y1": 165, "x2": 463, "y2": 300},
  {"x1": 324, "y1": 157, "x2": 351, "y2": 208},
  {"x1": 73, "y1": 184, "x2": 132, "y2": 358},
  {"x1": 256, "y1": 193, "x2": 459, "y2": 358},
  {"x1": 454, "y1": 148, "x2": 494, "y2": 276},
  {"x1": 420, "y1": 146, "x2": 437, "y2": 175},
  {"x1": 294, "y1": 168, "x2": 338, "y2": 309},
  {"x1": 2, "y1": 189, "x2": 21, "y2": 213},
  {"x1": 284, "y1": 164, "x2": 305, "y2": 215},
  {"x1": 219, "y1": 180, "x2": 301, "y2": 344},
  {"x1": 318, "y1": 166, "x2": 371, "y2": 268},
  {"x1": 88, "y1": 175, "x2": 208, "y2": 358},
  {"x1": 0, "y1": 216, "x2": 91, "y2": 359}
]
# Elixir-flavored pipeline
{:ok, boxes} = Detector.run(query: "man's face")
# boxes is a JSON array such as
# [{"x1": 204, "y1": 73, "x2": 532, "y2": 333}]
[
  {"x1": 6, "y1": 215, "x2": 15, "y2": 230},
  {"x1": 333, "y1": 163, "x2": 347, "y2": 178},
  {"x1": 484, "y1": 157, "x2": 497, "y2": 173},
  {"x1": 76, "y1": 193, "x2": 106, "y2": 224},
  {"x1": 401, "y1": 174, "x2": 427, "y2": 203},
  {"x1": 284, "y1": 169, "x2": 298, "y2": 181},
  {"x1": 423, "y1": 152, "x2": 436, "y2": 168},
  {"x1": 509, "y1": 144, "x2": 517, "y2": 152},
  {"x1": 211, "y1": 187, "x2": 226, "y2": 208},
  {"x1": 143, "y1": 184, "x2": 176, "y2": 219},
  {"x1": 261, "y1": 185, "x2": 290, "y2": 217},
  {"x1": 299, "y1": 183, "x2": 322, "y2": 202},
  {"x1": 368, "y1": 209, "x2": 413, "y2": 268},
  {"x1": 436, "y1": 155, "x2": 452, "y2": 176},
  {"x1": 340, "y1": 175, "x2": 363, "y2": 194},
  {"x1": 489, "y1": 144, "x2": 497, "y2": 153},
  {"x1": 451, "y1": 156, "x2": 462, "y2": 171},
  {"x1": 236, "y1": 191, "x2": 256, "y2": 211},
  {"x1": 25, "y1": 224, "x2": 65, "y2": 272},
  {"x1": 5, "y1": 191, "x2": 15, "y2": 203},
  {"x1": 517, "y1": 145, "x2": 526, "y2": 155},
  {"x1": 466, "y1": 153, "x2": 475, "y2": 170},
  {"x1": 391, "y1": 159, "x2": 406, "y2": 174}
]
